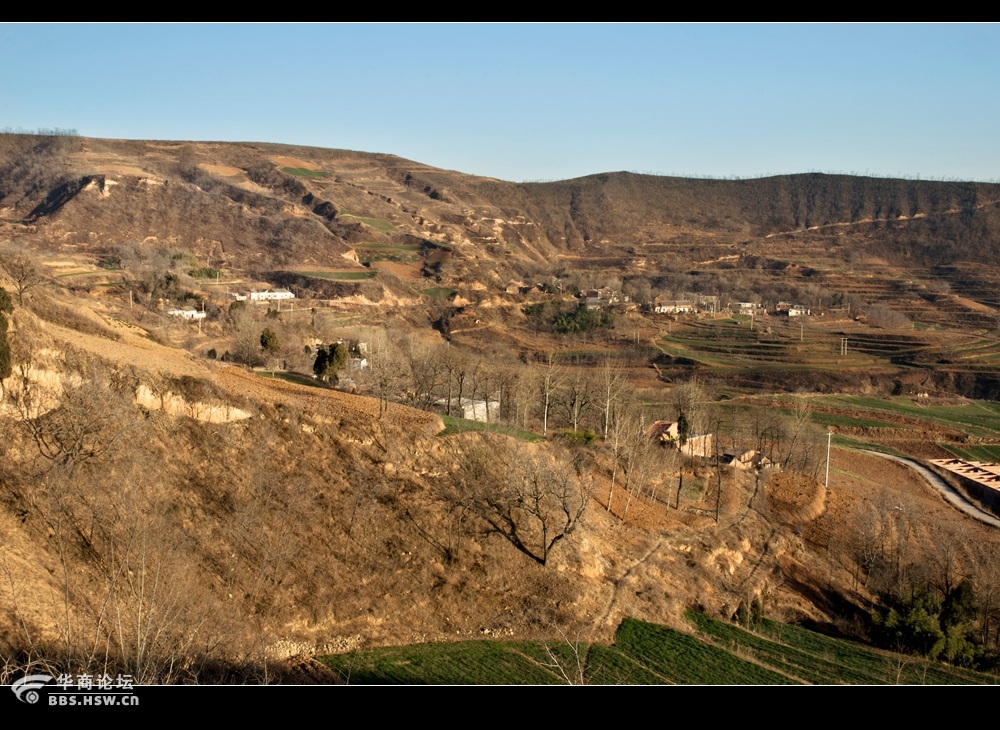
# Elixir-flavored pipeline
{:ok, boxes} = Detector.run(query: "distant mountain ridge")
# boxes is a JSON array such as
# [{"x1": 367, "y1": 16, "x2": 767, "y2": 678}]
[{"x1": 3, "y1": 133, "x2": 1000, "y2": 274}]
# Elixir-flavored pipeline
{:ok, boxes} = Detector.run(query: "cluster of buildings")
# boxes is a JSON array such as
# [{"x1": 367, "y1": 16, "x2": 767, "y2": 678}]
[
  {"x1": 166, "y1": 288, "x2": 296, "y2": 323},
  {"x1": 647, "y1": 419, "x2": 778, "y2": 470},
  {"x1": 651, "y1": 293, "x2": 719, "y2": 315}
]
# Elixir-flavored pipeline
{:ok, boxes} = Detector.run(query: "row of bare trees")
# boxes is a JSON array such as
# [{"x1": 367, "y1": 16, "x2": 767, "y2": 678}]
[
  {"x1": 373, "y1": 335, "x2": 635, "y2": 438},
  {"x1": 840, "y1": 486, "x2": 1000, "y2": 666}
]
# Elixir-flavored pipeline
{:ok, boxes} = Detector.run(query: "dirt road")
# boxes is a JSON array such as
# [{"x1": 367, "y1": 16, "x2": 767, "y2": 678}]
[{"x1": 863, "y1": 450, "x2": 1000, "y2": 529}]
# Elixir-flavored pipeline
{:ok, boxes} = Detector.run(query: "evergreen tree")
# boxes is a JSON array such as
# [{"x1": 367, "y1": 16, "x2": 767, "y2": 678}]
[
  {"x1": 313, "y1": 342, "x2": 349, "y2": 383},
  {"x1": 260, "y1": 327, "x2": 280, "y2": 355}
]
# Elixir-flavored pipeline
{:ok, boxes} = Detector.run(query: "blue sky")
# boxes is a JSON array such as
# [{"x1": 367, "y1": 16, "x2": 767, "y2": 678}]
[{"x1": 2, "y1": 23, "x2": 999, "y2": 183}]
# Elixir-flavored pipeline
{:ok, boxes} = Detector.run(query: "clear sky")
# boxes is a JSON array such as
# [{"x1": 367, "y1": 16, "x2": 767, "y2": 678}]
[{"x1": 2, "y1": 23, "x2": 999, "y2": 183}]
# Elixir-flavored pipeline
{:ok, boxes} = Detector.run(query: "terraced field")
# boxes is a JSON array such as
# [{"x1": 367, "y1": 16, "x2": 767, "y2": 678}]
[
  {"x1": 289, "y1": 269, "x2": 378, "y2": 281},
  {"x1": 338, "y1": 212, "x2": 394, "y2": 233},
  {"x1": 657, "y1": 316, "x2": 1000, "y2": 375},
  {"x1": 813, "y1": 396, "x2": 1000, "y2": 440},
  {"x1": 318, "y1": 614, "x2": 997, "y2": 684},
  {"x1": 354, "y1": 242, "x2": 422, "y2": 264},
  {"x1": 657, "y1": 318, "x2": 878, "y2": 369}
]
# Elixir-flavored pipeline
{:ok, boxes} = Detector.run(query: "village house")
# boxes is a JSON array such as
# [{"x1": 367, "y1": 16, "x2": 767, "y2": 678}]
[
  {"x1": 249, "y1": 290, "x2": 295, "y2": 302},
  {"x1": 583, "y1": 288, "x2": 621, "y2": 309},
  {"x1": 775, "y1": 301, "x2": 810, "y2": 316},
  {"x1": 722, "y1": 450, "x2": 778, "y2": 470},
  {"x1": 647, "y1": 420, "x2": 714, "y2": 457},
  {"x1": 166, "y1": 308, "x2": 206, "y2": 321},
  {"x1": 652, "y1": 296, "x2": 695, "y2": 314}
]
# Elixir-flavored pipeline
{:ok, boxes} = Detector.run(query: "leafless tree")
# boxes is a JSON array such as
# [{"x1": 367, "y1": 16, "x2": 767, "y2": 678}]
[
  {"x1": 537, "y1": 351, "x2": 565, "y2": 437},
  {"x1": 0, "y1": 246, "x2": 47, "y2": 306},
  {"x1": 404, "y1": 338, "x2": 444, "y2": 410},
  {"x1": 598, "y1": 355, "x2": 627, "y2": 441},
  {"x1": 458, "y1": 435, "x2": 590, "y2": 566},
  {"x1": 6, "y1": 355, "x2": 137, "y2": 476},
  {"x1": 971, "y1": 542, "x2": 1000, "y2": 649},
  {"x1": 559, "y1": 367, "x2": 593, "y2": 433},
  {"x1": 365, "y1": 329, "x2": 410, "y2": 417},
  {"x1": 229, "y1": 305, "x2": 261, "y2": 368}
]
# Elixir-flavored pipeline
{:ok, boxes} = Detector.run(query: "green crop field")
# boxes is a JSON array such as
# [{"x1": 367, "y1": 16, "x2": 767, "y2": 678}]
[
  {"x1": 612, "y1": 617, "x2": 794, "y2": 684},
  {"x1": 318, "y1": 614, "x2": 998, "y2": 684},
  {"x1": 940, "y1": 444, "x2": 1000, "y2": 461},
  {"x1": 808, "y1": 412, "x2": 899, "y2": 429},
  {"x1": 754, "y1": 618, "x2": 990, "y2": 685},
  {"x1": 320, "y1": 640, "x2": 567, "y2": 685},
  {"x1": 422, "y1": 287, "x2": 457, "y2": 299},
  {"x1": 656, "y1": 318, "x2": 920, "y2": 373},
  {"x1": 818, "y1": 396, "x2": 1000, "y2": 439},
  {"x1": 339, "y1": 212, "x2": 394, "y2": 233},
  {"x1": 282, "y1": 167, "x2": 330, "y2": 178}
]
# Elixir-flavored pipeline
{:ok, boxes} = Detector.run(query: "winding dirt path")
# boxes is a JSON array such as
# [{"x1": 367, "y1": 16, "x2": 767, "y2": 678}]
[{"x1": 597, "y1": 536, "x2": 667, "y2": 629}]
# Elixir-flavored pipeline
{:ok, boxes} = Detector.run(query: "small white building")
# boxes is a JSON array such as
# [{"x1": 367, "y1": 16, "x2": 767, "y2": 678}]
[
  {"x1": 249, "y1": 290, "x2": 295, "y2": 302},
  {"x1": 654, "y1": 299, "x2": 695, "y2": 314},
  {"x1": 438, "y1": 397, "x2": 501, "y2": 423},
  {"x1": 166, "y1": 308, "x2": 206, "y2": 321}
]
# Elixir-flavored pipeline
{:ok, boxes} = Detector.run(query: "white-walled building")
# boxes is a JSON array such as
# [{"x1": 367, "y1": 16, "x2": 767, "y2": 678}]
[
  {"x1": 249, "y1": 290, "x2": 295, "y2": 302},
  {"x1": 166, "y1": 308, "x2": 206, "y2": 321}
]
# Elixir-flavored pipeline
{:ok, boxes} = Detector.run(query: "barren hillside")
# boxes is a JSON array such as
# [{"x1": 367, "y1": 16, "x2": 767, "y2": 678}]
[{"x1": 2, "y1": 133, "x2": 999, "y2": 682}]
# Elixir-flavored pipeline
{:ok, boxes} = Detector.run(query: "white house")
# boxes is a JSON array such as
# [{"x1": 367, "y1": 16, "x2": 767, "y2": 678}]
[
  {"x1": 166, "y1": 308, "x2": 206, "y2": 321},
  {"x1": 652, "y1": 296, "x2": 697, "y2": 314},
  {"x1": 249, "y1": 290, "x2": 295, "y2": 302}
]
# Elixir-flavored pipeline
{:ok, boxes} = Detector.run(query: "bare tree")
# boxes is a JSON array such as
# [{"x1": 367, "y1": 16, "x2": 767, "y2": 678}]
[
  {"x1": 7, "y1": 360, "x2": 136, "y2": 475},
  {"x1": 598, "y1": 355, "x2": 627, "y2": 441},
  {"x1": 404, "y1": 338, "x2": 444, "y2": 410},
  {"x1": 458, "y1": 435, "x2": 590, "y2": 566},
  {"x1": 618, "y1": 413, "x2": 658, "y2": 521},
  {"x1": 559, "y1": 367, "x2": 593, "y2": 433},
  {"x1": 229, "y1": 305, "x2": 261, "y2": 368},
  {"x1": 537, "y1": 351, "x2": 565, "y2": 437},
  {"x1": 366, "y1": 330, "x2": 410, "y2": 416},
  {"x1": 0, "y1": 246, "x2": 46, "y2": 306}
]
